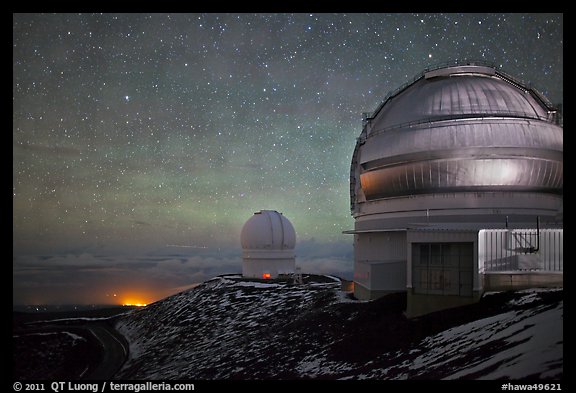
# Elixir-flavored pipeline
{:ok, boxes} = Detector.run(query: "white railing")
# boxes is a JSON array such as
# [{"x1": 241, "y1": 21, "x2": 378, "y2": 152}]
[{"x1": 478, "y1": 229, "x2": 563, "y2": 273}]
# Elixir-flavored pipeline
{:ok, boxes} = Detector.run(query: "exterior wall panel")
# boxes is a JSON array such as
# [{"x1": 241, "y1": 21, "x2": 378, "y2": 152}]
[
  {"x1": 354, "y1": 231, "x2": 407, "y2": 292},
  {"x1": 478, "y1": 229, "x2": 563, "y2": 273}
]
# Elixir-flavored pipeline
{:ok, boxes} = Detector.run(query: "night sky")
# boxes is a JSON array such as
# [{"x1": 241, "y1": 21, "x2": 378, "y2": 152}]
[{"x1": 13, "y1": 13, "x2": 563, "y2": 305}]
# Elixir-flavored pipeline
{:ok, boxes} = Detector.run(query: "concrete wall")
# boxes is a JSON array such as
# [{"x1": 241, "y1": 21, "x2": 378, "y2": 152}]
[
  {"x1": 242, "y1": 258, "x2": 295, "y2": 279},
  {"x1": 372, "y1": 260, "x2": 406, "y2": 291},
  {"x1": 353, "y1": 259, "x2": 371, "y2": 289},
  {"x1": 353, "y1": 227, "x2": 563, "y2": 315},
  {"x1": 354, "y1": 282, "x2": 401, "y2": 301},
  {"x1": 353, "y1": 231, "x2": 407, "y2": 298},
  {"x1": 406, "y1": 289, "x2": 483, "y2": 318},
  {"x1": 482, "y1": 272, "x2": 563, "y2": 291},
  {"x1": 355, "y1": 231, "x2": 407, "y2": 261},
  {"x1": 354, "y1": 259, "x2": 406, "y2": 292}
]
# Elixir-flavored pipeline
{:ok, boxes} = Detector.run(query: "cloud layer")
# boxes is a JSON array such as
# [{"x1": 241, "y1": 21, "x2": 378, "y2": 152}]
[{"x1": 13, "y1": 240, "x2": 353, "y2": 305}]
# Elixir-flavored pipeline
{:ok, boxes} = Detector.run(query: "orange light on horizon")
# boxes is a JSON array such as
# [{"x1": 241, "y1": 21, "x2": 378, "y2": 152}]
[
  {"x1": 120, "y1": 293, "x2": 152, "y2": 307},
  {"x1": 122, "y1": 302, "x2": 148, "y2": 307},
  {"x1": 111, "y1": 284, "x2": 201, "y2": 307},
  {"x1": 262, "y1": 273, "x2": 271, "y2": 279}
]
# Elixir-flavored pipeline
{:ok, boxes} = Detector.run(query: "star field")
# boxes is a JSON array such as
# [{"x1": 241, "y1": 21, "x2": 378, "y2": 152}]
[{"x1": 13, "y1": 13, "x2": 563, "y2": 304}]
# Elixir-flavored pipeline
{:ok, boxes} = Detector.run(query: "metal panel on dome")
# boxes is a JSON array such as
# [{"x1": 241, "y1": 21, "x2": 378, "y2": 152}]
[
  {"x1": 350, "y1": 63, "x2": 562, "y2": 219},
  {"x1": 240, "y1": 210, "x2": 296, "y2": 250},
  {"x1": 369, "y1": 74, "x2": 549, "y2": 133},
  {"x1": 359, "y1": 119, "x2": 563, "y2": 168},
  {"x1": 360, "y1": 157, "x2": 563, "y2": 200},
  {"x1": 424, "y1": 65, "x2": 496, "y2": 79}
]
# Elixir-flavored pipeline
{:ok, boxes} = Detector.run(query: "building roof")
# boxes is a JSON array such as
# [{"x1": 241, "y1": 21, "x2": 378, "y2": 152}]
[
  {"x1": 342, "y1": 228, "x2": 408, "y2": 234},
  {"x1": 406, "y1": 223, "x2": 504, "y2": 232},
  {"x1": 344, "y1": 222, "x2": 562, "y2": 234},
  {"x1": 366, "y1": 62, "x2": 559, "y2": 134}
]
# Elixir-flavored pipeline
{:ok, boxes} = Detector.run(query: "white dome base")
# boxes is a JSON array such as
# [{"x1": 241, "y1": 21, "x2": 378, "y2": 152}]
[{"x1": 242, "y1": 258, "x2": 295, "y2": 279}]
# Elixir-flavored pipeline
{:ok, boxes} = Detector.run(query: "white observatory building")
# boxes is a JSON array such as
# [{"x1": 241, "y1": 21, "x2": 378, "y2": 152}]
[
  {"x1": 346, "y1": 62, "x2": 563, "y2": 316},
  {"x1": 241, "y1": 210, "x2": 296, "y2": 279}
]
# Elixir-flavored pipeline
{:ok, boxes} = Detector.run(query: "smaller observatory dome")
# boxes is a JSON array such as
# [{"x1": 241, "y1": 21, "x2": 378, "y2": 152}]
[
  {"x1": 240, "y1": 210, "x2": 296, "y2": 279},
  {"x1": 241, "y1": 210, "x2": 296, "y2": 250}
]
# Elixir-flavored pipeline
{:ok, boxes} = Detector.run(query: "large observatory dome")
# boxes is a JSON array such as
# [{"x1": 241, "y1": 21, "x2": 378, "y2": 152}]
[
  {"x1": 348, "y1": 62, "x2": 563, "y2": 304},
  {"x1": 350, "y1": 62, "x2": 563, "y2": 228},
  {"x1": 241, "y1": 210, "x2": 296, "y2": 279}
]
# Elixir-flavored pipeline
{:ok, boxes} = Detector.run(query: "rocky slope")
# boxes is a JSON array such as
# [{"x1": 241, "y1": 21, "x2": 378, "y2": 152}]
[{"x1": 114, "y1": 274, "x2": 562, "y2": 380}]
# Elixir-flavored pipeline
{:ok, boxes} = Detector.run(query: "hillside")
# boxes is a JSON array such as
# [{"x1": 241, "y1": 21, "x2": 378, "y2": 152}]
[{"x1": 114, "y1": 274, "x2": 562, "y2": 380}]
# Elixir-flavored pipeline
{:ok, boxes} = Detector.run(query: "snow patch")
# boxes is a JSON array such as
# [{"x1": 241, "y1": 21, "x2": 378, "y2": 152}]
[
  {"x1": 26, "y1": 315, "x2": 131, "y2": 324},
  {"x1": 231, "y1": 281, "x2": 282, "y2": 289},
  {"x1": 447, "y1": 303, "x2": 563, "y2": 380},
  {"x1": 297, "y1": 354, "x2": 354, "y2": 377},
  {"x1": 334, "y1": 290, "x2": 368, "y2": 303},
  {"x1": 396, "y1": 301, "x2": 563, "y2": 380},
  {"x1": 14, "y1": 331, "x2": 87, "y2": 344}
]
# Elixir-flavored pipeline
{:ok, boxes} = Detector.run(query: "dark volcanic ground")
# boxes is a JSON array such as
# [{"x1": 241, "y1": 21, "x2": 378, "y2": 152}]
[
  {"x1": 115, "y1": 275, "x2": 563, "y2": 380},
  {"x1": 13, "y1": 275, "x2": 562, "y2": 380},
  {"x1": 13, "y1": 307, "x2": 132, "y2": 380}
]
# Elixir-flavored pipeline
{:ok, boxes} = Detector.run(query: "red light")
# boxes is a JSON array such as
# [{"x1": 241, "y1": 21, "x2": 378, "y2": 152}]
[{"x1": 262, "y1": 273, "x2": 271, "y2": 279}]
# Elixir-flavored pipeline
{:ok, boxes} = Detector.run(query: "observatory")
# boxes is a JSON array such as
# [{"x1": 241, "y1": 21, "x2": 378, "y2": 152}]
[
  {"x1": 241, "y1": 210, "x2": 296, "y2": 279},
  {"x1": 346, "y1": 62, "x2": 563, "y2": 316}
]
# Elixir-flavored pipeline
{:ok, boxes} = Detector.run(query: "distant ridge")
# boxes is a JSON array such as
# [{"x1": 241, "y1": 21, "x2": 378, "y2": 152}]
[{"x1": 13, "y1": 304, "x2": 127, "y2": 313}]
